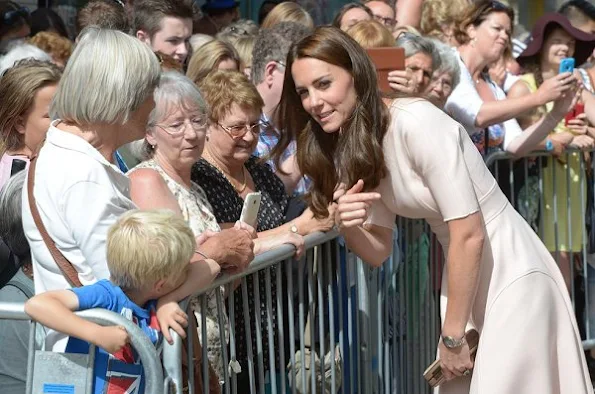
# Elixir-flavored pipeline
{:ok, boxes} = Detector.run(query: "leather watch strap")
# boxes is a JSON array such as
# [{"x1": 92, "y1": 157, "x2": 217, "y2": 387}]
[{"x1": 27, "y1": 150, "x2": 82, "y2": 288}]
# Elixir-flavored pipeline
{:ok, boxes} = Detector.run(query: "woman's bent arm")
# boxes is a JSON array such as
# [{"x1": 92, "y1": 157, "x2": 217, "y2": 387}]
[
  {"x1": 341, "y1": 224, "x2": 394, "y2": 267},
  {"x1": 441, "y1": 212, "x2": 485, "y2": 338}
]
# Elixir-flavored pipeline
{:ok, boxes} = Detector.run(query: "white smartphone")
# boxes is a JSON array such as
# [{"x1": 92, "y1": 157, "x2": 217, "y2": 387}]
[{"x1": 239, "y1": 192, "x2": 262, "y2": 229}]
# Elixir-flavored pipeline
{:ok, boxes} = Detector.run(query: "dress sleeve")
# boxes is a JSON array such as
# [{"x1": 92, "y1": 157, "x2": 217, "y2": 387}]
[
  {"x1": 402, "y1": 103, "x2": 480, "y2": 221},
  {"x1": 366, "y1": 196, "x2": 396, "y2": 229}
]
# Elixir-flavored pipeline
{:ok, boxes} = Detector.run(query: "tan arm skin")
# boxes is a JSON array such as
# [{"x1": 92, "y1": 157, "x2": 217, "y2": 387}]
[
  {"x1": 129, "y1": 168, "x2": 254, "y2": 271},
  {"x1": 25, "y1": 290, "x2": 130, "y2": 354},
  {"x1": 395, "y1": 0, "x2": 423, "y2": 28},
  {"x1": 474, "y1": 72, "x2": 576, "y2": 129},
  {"x1": 505, "y1": 79, "x2": 582, "y2": 157}
]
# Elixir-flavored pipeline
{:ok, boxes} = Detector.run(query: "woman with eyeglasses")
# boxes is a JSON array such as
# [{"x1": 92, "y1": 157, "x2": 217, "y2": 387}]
[
  {"x1": 0, "y1": 1, "x2": 30, "y2": 54},
  {"x1": 191, "y1": 70, "x2": 334, "y2": 390}
]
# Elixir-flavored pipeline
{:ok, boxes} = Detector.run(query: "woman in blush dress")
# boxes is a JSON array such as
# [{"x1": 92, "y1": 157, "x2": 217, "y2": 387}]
[{"x1": 274, "y1": 26, "x2": 592, "y2": 394}]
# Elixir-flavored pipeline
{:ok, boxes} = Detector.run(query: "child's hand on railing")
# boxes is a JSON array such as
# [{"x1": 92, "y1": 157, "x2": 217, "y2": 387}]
[
  {"x1": 94, "y1": 325, "x2": 130, "y2": 355},
  {"x1": 156, "y1": 301, "x2": 188, "y2": 344}
]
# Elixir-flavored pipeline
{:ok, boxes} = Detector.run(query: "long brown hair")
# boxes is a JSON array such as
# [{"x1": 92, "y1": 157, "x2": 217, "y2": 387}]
[{"x1": 273, "y1": 26, "x2": 389, "y2": 217}]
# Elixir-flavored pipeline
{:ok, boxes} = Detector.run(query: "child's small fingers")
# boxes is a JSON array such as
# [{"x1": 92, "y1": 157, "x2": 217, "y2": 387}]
[{"x1": 163, "y1": 329, "x2": 172, "y2": 344}]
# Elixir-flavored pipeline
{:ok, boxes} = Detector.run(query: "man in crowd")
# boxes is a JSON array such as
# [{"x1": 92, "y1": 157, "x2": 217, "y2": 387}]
[
  {"x1": 252, "y1": 22, "x2": 311, "y2": 196},
  {"x1": 77, "y1": 0, "x2": 129, "y2": 34},
  {"x1": 133, "y1": 0, "x2": 193, "y2": 63},
  {"x1": 365, "y1": 0, "x2": 396, "y2": 31}
]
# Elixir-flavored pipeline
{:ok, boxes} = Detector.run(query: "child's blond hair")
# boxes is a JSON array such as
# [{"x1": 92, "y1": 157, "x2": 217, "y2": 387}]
[{"x1": 107, "y1": 210, "x2": 195, "y2": 290}]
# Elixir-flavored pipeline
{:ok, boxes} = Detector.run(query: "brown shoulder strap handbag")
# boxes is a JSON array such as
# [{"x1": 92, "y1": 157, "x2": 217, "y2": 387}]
[{"x1": 27, "y1": 153, "x2": 82, "y2": 288}]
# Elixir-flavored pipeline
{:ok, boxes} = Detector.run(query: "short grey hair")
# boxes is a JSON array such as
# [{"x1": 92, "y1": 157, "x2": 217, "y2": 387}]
[
  {"x1": 431, "y1": 39, "x2": 460, "y2": 91},
  {"x1": 139, "y1": 71, "x2": 208, "y2": 160},
  {"x1": 396, "y1": 33, "x2": 442, "y2": 73},
  {"x1": 251, "y1": 22, "x2": 311, "y2": 85},
  {"x1": 0, "y1": 43, "x2": 51, "y2": 74},
  {"x1": 0, "y1": 171, "x2": 29, "y2": 260},
  {"x1": 50, "y1": 27, "x2": 161, "y2": 126}
]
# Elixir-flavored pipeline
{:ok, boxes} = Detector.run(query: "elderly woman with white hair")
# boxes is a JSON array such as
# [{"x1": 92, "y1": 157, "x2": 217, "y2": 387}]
[
  {"x1": 423, "y1": 39, "x2": 461, "y2": 109},
  {"x1": 22, "y1": 28, "x2": 255, "y2": 355},
  {"x1": 129, "y1": 71, "x2": 305, "y2": 380},
  {"x1": 388, "y1": 33, "x2": 442, "y2": 95}
]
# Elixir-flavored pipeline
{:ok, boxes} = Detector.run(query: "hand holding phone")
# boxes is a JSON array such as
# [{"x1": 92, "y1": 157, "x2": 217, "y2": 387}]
[
  {"x1": 565, "y1": 102, "x2": 585, "y2": 127},
  {"x1": 239, "y1": 192, "x2": 262, "y2": 229}
]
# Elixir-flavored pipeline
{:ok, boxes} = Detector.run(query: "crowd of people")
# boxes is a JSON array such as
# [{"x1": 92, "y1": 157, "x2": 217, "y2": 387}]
[{"x1": 0, "y1": 0, "x2": 595, "y2": 393}]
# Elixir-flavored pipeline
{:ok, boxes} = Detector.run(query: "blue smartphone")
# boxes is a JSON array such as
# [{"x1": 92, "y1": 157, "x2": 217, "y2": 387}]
[{"x1": 559, "y1": 58, "x2": 575, "y2": 74}]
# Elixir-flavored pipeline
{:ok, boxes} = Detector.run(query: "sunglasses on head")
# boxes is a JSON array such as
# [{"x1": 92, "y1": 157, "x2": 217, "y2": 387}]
[
  {"x1": 2, "y1": 6, "x2": 29, "y2": 27},
  {"x1": 487, "y1": 1, "x2": 510, "y2": 12}
]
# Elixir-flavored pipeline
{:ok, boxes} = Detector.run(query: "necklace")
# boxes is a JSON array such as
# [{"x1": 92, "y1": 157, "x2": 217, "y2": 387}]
[{"x1": 204, "y1": 153, "x2": 247, "y2": 193}]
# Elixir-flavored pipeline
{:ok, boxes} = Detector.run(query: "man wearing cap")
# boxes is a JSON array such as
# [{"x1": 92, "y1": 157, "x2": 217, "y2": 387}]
[{"x1": 194, "y1": 0, "x2": 239, "y2": 36}]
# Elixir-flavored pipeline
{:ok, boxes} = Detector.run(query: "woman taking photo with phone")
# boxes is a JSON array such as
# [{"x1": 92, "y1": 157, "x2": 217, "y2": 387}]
[
  {"x1": 507, "y1": 13, "x2": 595, "y2": 293},
  {"x1": 446, "y1": 1, "x2": 582, "y2": 157},
  {"x1": 275, "y1": 25, "x2": 592, "y2": 393}
]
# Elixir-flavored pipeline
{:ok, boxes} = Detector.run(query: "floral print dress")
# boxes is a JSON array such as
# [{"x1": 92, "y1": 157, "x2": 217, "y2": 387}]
[{"x1": 132, "y1": 159, "x2": 228, "y2": 379}]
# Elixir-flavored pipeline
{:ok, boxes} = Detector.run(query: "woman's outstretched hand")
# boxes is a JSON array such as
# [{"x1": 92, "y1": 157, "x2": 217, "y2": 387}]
[{"x1": 333, "y1": 179, "x2": 381, "y2": 229}]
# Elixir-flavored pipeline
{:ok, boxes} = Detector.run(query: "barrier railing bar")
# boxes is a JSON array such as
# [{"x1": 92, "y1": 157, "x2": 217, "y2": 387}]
[
  {"x1": 240, "y1": 279, "x2": 257, "y2": 394},
  {"x1": 275, "y1": 262, "x2": 287, "y2": 394},
  {"x1": 297, "y1": 253, "x2": 307, "y2": 393},
  {"x1": 325, "y1": 241, "x2": 338, "y2": 394},
  {"x1": 316, "y1": 246, "x2": 326, "y2": 394},
  {"x1": 250, "y1": 272, "x2": 265, "y2": 394},
  {"x1": 200, "y1": 296, "x2": 208, "y2": 394},
  {"x1": 228, "y1": 283, "x2": 238, "y2": 394},
  {"x1": 307, "y1": 251, "x2": 316, "y2": 394},
  {"x1": 0, "y1": 305, "x2": 165, "y2": 394},
  {"x1": 335, "y1": 240, "x2": 346, "y2": 394},
  {"x1": 215, "y1": 289, "x2": 230, "y2": 394},
  {"x1": 285, "y1": 257, "x2": 297, "y2": 394},
  {"x1": 264, "y1": 268, "x2": 277, "y2": 393}
]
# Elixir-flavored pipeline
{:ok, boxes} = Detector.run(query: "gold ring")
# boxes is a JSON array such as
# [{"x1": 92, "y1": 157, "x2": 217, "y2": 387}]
[{"x1": 463, "y1": 369, "x2": 471, "y2": 376}]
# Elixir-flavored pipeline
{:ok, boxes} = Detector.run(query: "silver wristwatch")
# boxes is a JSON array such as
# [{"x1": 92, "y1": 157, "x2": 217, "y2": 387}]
[{"x1": 441, "y1": 334, "x2": 466, "y2": 349}]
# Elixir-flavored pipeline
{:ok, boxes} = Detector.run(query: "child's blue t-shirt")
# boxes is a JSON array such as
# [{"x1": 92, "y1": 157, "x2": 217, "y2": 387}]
[{"x1": 65, "y1": 280, "x2": 162, "y2": 394}]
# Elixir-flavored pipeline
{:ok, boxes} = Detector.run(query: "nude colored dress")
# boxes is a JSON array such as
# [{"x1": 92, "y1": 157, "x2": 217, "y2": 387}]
[{"x1": 368, "y1": 98, "x2": 592, "y2": 394}]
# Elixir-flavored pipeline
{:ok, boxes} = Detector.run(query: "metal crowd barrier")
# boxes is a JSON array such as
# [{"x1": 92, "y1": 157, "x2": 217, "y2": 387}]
[
  {"x1": 161, "y1": 225, "x2": 441, "y2": 394},
  {"x1": 484, "y1": 148, "x2": 595, "y2": 351},
  {"x1": 159, "y1": 148, "x2": 595, "y2": 394},
  {"x1": 0, "y1": 302, "x2": 164, "y2": 394},
  {"x1": 4, "y1": 149, "x2": 595, "y2": 394}
]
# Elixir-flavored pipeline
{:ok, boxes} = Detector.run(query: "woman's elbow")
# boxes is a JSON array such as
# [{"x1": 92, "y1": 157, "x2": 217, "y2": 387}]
[
  {"x1": 463, "y1": 228, "x2": 486, "y2": 252},
  {"x1": 474, "y1": 114, "x2": 490, "y2": 130}
]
